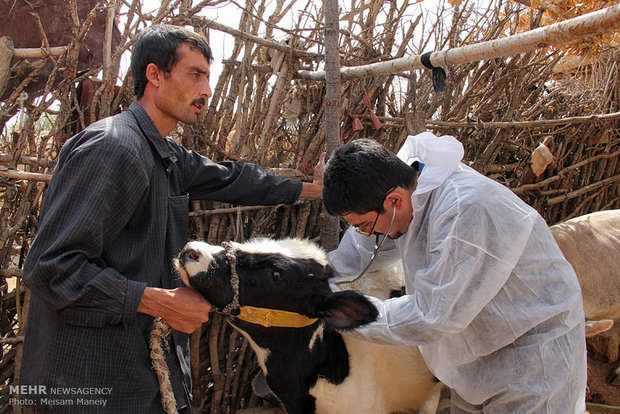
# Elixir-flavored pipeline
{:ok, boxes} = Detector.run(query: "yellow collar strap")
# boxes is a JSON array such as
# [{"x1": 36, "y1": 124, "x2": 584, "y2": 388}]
[{"x1": 236, "y1": 306, "x2": 318, "y2": 328}]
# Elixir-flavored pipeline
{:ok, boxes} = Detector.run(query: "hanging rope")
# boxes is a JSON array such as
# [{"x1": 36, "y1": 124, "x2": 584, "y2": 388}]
[{"x1": 150, "y1": 317, "x2": 178, "y2": 414}]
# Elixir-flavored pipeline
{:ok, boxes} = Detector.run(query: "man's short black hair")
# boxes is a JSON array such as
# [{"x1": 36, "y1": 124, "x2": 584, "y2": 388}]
[
  {"x1": 323, "y1": 139, "x2": 418, "y2": 216},
  {"x1": 131, "y1": 24, "x2": 213, "y2": 99}
]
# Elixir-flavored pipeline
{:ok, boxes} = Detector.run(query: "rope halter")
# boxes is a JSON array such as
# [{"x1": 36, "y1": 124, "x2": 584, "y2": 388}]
[{"x1": 219, "y1": 242, "x2": 240, "y2": 315}]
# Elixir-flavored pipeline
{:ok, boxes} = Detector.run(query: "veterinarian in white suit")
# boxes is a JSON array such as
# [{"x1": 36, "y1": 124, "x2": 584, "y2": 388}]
[{"x1": 324, "y1": 132, "x2": 587, "y2": 413}]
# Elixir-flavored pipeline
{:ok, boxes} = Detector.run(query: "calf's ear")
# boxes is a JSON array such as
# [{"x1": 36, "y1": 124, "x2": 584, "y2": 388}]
[{"x1": 317, "y1": 291, "x2": 379, "y2": 330}]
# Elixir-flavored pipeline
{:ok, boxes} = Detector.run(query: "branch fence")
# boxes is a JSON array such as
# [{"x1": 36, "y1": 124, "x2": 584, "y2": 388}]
[{"x1": 0, "y1": 0, "x2": 618, "y2": 412}]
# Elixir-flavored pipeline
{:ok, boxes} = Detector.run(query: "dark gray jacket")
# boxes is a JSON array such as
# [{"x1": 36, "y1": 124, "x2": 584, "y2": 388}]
[{"x1": 20, "y1": 102, "x2": 301, "y2": 413}]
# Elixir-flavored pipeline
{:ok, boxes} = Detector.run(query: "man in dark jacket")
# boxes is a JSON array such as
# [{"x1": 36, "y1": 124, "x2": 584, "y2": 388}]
[{"x1": 19, "y1": 24, "x2": 321, "y2": 413}]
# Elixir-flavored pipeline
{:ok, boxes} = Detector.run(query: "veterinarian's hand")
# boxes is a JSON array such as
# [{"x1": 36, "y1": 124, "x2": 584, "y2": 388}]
[{"x1": 138, "y1": 287, "x2": 213, "y2": 333}]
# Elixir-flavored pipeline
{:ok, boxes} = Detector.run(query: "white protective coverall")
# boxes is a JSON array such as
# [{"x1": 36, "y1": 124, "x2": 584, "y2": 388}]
[{"x1": 327, "y1": 132, "x2": 587, "y2": 413}]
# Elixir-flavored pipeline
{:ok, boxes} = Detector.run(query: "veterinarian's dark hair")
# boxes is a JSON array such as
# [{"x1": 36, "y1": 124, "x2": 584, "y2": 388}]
[
  {"x1": 323, "y1": 139, "x2": 418, "y2": 216},
  {"x1": 131, "y1": 24, "x2": 213, "y2": 98}
]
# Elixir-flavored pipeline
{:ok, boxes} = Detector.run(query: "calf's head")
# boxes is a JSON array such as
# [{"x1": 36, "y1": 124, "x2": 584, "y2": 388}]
[
  {"x1": 175, "y1": 238, "x2": 379, "y2": 414},
  {"x1": 174, "y1": 238, "x2": 378, "y2": 330}
]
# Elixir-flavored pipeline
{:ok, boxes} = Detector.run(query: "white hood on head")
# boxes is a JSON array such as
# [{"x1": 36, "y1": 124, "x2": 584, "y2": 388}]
[{"x1": 396, "y1": 132, "x2": 464, "y2": 196}]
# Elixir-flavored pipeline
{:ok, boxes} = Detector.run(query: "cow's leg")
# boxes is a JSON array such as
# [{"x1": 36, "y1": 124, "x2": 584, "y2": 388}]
[{"x1": 608, "y1": 364, "x2": 620, "y2": 386}]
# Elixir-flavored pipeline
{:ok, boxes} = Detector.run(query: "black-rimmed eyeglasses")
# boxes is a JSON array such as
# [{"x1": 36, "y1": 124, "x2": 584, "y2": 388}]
[
  {"x1": 353, "y1": 187, "x2": 396, "y2": 237},
  {"x1": 336, "y1": 188, "x2": 397, "y2": 286}
]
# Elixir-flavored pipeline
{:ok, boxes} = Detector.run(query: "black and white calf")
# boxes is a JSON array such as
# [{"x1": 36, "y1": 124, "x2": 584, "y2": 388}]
[{"x1": 175, "y1": 238, "x2": 442, "y2": 414}]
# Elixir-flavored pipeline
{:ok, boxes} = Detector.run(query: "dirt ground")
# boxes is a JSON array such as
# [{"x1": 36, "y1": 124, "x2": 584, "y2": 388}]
[
  {"x1": 586, "y1": 355, "x2": 620, "y2": 414},
  {"x1": 586, "y1": 321, "x2": 620, "y2": 414}
]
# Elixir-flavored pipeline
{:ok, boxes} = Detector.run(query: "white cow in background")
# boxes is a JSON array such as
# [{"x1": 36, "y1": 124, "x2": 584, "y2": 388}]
[{"x1": 549, "y1": 210, "x2": 620, "y2": 322}]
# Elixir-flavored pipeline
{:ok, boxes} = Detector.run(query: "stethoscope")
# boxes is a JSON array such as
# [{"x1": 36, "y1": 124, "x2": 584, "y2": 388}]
[{"x1": 334, "y1": 202, "x2": 397, "y2": 286}]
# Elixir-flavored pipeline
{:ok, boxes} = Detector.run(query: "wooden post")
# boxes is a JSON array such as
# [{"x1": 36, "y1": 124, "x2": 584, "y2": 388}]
[
  {"x1": 190, "y1": 327, "x2": 202, "y2": 411},
  {"x1": 320, "y1": 0, "x2": 342, "y2": 252},
  {"x1": 12, "y1": 46, "x2": 66, "y2": 59},
  {"x1": 405, "y1": 112, "x2": 426, "y2": 134},
  {"x1": 0, "y1": 36, "x2": 14, "y2": 98}
]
